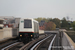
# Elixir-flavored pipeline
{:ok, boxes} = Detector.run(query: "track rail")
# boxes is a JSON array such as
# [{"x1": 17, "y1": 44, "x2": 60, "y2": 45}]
[
  {"x1": 0, "y1": 34, "x2": 47, "y2": 50},
  {"x1": 48, "y1": 35, "x2": 56, "y2": 50},
  {"x1": 30, "y1": 35, "x2": 53, "y2": 50},
  {"x1": 30, "y1": 35, "x2": 55, "y2": 50},
  {"x1": 1, "y1": 42, "x2": 21, "y2": 50},
  {"x1": 19, "y1": 34, "x2": 55, "y2": 50},
  {"x1": 0, "y1": 40, "x2": 18, "y2": 50},
  {"x1": 1, "y1": 34, "x2": 55, "y2": 50},
  {"x1": 19, "y1": 34, "x2": 48, "y2": 50}
]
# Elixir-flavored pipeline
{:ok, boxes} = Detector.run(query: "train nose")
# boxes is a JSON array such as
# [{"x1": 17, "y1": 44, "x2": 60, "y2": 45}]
[{"x1": 24, "y1": 34, "x2": 28, "y2": 37}]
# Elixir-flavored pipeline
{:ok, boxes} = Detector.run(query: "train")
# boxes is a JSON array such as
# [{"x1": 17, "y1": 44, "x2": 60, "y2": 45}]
[
  {"x1": 0, "y1": 18, "x2": 44, "y2": 43},
  {"x1": 0, "y1": 18, "x2": 4, "y2": 29},
  {"x1": 19, "y1": 18, "x2": 39, "y2": 42}
]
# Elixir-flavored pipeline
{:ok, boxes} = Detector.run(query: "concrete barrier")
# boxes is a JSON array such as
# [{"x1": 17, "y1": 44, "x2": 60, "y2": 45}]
[
  {"x1": 44, "y1": 31, "x2": 59, "y2": 34},
  {"x1": 39, "y1": 30, "x2": 44, "y2": 34},
  {"x1": 62, "y1": 32, "x2": 75, "y2": 50},
  {"x1": 0, "y1": 29, "x2": 3, "y2": 40},
  {"x1": 12, "y1": 28, "x2": 19, "y2": 37},
  {"x1": 3, "y1": 28, "x2": 12, "y2": 38},
  {"x1": 0, "y1": 28, "x2": 18, "y2": 41}
]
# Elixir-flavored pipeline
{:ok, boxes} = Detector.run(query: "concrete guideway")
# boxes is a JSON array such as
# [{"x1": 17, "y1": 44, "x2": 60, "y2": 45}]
[
  {"x1": 59, "y1": 29, "x2": 75, "y2": 50},
  {"x1": 62, "y1": 32, "x2": 75, "y2": 50}
]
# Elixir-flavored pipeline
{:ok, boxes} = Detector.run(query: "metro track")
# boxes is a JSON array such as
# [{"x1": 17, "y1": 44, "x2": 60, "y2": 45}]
[
  {"x1": 0, "y1": 40, "x2": 18, "y2": 50},
  {"x1": 30, "y1": 34, "x2": 55, "y2": 50},
  {"x1": 1, "y1": 34, "x2": 56, "y2": 50},
  {"x1": 19, "y1": 34, "x2": 48, "y2": 50}
]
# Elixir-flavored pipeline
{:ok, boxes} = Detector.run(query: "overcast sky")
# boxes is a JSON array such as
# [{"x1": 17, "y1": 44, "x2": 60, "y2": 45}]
[{"x1": 0, "y1": 0, "x2": 75, "y2": 21}]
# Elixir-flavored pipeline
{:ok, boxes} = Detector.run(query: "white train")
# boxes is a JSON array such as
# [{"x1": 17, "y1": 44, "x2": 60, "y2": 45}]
[
  {"x1": 0, "y1": 18, "x2": 4, "y2": 29},
  {"x1": 19, "y1": 18, "x2": 39, "y2": 42}
]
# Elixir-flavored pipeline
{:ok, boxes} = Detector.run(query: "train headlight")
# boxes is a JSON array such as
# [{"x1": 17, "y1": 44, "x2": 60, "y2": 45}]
[
  {"x1": 31, "y1": 35, "x2": 33, "y2": 37},
  {"x1": 20, "y1": 35, "x2": 22, "y2": 37}
]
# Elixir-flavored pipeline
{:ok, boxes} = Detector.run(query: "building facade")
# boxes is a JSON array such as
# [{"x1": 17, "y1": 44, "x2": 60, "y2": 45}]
[{"x1": 39, "y1": 21, "x2": 46, "y2": 30}]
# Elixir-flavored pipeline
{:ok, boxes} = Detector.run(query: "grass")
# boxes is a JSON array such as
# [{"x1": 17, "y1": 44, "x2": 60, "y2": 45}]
[{"x1": 66, "y1": 31, "x2": 75, "y2": 43}]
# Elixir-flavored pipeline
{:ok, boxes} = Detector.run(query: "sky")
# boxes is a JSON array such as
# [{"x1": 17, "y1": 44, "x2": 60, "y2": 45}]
[{"x1": 0, "y1": 0, "x2": 75, "y2": 21}]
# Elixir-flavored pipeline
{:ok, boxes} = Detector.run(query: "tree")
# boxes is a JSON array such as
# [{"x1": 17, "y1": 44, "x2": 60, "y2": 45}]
[
  {"x1": 71, "y1": 21, "x2": 75, "y2": 31},
  {"x1": 61, "y1": 17, "x2": 68, "y2": 29},
  {"x1": 35, "y1": 17, "x2": 43, "y2": 22},
  {"x1": 46, "y1": 18, "x2": 53, "y2": 22},
  {"x1": 45, "y1": 21, "x2": 56, "y2": 30},
  {"x1": 34, "y1": 17, "x2": 52, "y2": 22},
  {"x1": 52, "y1": 18, "x2": 60, "y2": 28}
]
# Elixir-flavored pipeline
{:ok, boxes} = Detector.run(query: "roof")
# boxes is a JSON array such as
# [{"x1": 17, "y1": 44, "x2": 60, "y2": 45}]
[
  {"x1": 0, "y1": 16, "x2": 14, "y2": 19},
  {"x1": 20, "y1": 18, "x2": 39, "y2": 23},
  {"x1": 39, "y1": 20, "x2": 45, "y2": 26},
  {"x1": 0, "y1": 18, "x2": 4, "y2": 20}
]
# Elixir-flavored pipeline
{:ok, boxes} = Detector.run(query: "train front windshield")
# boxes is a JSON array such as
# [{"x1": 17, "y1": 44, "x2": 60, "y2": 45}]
[{"x1": 24, "y1": 19, "x2": 32, "y2": 28}]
